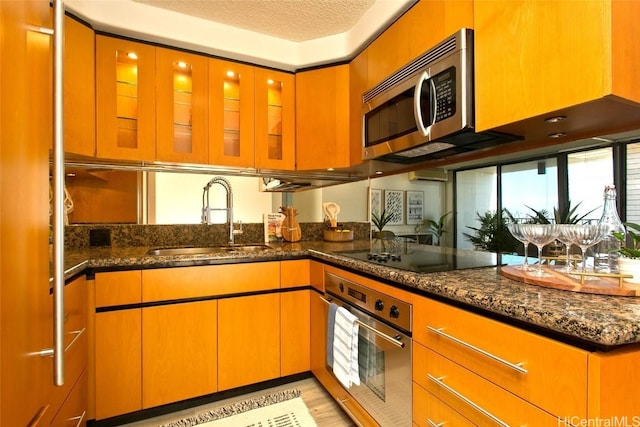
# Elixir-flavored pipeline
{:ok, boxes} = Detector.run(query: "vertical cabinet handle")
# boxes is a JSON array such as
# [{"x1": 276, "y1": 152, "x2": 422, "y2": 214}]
[
  {"x1": 427, "y1": 374, "x2": 510, "y2": 427},
  {"x1": 426, "y1": 326, "x2": 527, "y2": 374},
  {"x1": 52, "y1": 0, "x2": 66, "y2": 387}
]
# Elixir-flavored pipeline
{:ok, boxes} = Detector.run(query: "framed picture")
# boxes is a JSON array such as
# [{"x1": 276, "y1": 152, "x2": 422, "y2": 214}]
[
  {"x1": 370, "y1": 188, "x2": 382, "y2": 219},
  {"x1": 406, "y1": 190, "x2": 424, "y2": 225},
  {"x1": 384, "y1": 190, "x2": 404, "y2": 225}
]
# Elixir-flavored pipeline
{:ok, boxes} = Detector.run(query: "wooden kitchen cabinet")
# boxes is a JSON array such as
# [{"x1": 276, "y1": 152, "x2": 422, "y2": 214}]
[
  {"x1": 64, "y1": 15, "x2": 95, "y2": 157},
  {"x1": 414, "y1": 342, "x2": 561, "y2": 426},
  {"x1": 142, "y1": 300, "x2": 217, "y2": 408},
  {"x1": 93, "y1": 271, "x2": 142, "y2": 420},
  {"x1": 96, "y1": 36, "x2": 156, "y2": 161},
  {"x1": 281, "y1": 291, "x2": 310, "y2": 376},
  {"x1": 474, "y1": 0, "x2": 640, "y2": 134},
  {"x1": 254, "y1": 68, "x2": 295, "y2": 170},
  {"x1": 296, "y1": 65, "x2": 350, "y2": 170},
  {"x1": 413, "y1": 296, "x2": 588, "y2": 420},
  {"x1": 366, "y1": 0, "x2": 473, "y2": 88},
  {"x1": 218, "y1": 294, "x2": 281, "y2": 390},
  {"x1": 1, "y1": 2, "x2": 53, "y2": 424},
  {"x1": 209, "y1": 59, "x2": 256, "y2": 167},
  {"x1": 155, "y1": 47, "x2": 209, "y2": 164},
  {"x1": 349, "y1": 50, "x2": 367, "y2": 168},
  {"x1": 413, "y1": 382, "x2": 474, "y2": 427}
]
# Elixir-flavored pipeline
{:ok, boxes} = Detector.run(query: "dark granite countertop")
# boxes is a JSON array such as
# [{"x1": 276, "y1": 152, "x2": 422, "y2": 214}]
[{"x1": 63, "y1": 240, "x2": 640, "y2": 349}]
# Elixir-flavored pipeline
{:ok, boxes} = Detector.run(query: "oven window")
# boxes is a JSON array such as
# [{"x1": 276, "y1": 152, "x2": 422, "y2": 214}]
[{"x1": 358, "y1": 334, "x2": 385, "y2": 401}]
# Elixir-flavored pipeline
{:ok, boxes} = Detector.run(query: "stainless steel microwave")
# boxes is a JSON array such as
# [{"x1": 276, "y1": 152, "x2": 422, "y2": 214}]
[{"x1": 362, "y1": 28, "x2": 519, "y2": 164}]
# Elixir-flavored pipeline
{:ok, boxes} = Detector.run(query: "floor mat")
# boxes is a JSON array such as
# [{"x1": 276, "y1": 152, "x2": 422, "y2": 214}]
[{"x1": 160, "y1": 389, "x2": 317, "y2": 427}]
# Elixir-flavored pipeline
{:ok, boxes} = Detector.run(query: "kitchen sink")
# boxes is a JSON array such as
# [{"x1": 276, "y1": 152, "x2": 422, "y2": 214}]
[{"x1": 146, "y1": 245, "x2": 272, "y2": 256}]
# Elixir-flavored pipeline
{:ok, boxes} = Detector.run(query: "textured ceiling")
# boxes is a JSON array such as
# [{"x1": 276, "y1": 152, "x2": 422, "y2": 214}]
[{"x1": 132, "y1": 0, "x2": 377, "y2": 42}]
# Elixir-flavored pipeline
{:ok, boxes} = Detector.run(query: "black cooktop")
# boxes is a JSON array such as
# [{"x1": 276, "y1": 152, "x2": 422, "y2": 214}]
[{"x1": 336, "y1": 248, "x2": 500, "y2": 274}]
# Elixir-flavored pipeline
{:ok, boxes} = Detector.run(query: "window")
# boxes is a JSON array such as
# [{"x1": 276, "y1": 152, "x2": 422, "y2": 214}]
[
  {"x1": 502, "y1": 159, "x2": 558, "y2": 222},
  {"x1": 626, "y1": 142, "x2": 640, "y2": 222},
  {"x1": 567, "y1": 148, "x2": 613, "y2": 222},
  {"x1": 455, "y1": 166, "x2": 497, "y2": 250}
]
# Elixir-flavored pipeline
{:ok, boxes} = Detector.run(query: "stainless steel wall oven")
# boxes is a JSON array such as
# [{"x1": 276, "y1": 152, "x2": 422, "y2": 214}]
[{"x1": 323, "y1": 272, "x2": 412, "y2": 427}]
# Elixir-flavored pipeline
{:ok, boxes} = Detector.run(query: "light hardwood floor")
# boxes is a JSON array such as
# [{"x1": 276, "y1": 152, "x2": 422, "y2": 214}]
[{"x1": 121, "y1": 377, "x2": 356, "y2": 426}]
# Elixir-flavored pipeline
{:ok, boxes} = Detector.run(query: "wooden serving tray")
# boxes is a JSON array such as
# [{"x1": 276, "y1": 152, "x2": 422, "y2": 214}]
[{"x1": 500, "y1": 266, "x2": 640, "y2": 297}]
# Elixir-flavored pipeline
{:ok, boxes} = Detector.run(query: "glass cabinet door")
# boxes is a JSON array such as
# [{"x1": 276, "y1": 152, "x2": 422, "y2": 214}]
[
  {"x1": 254, "y1": 68, "x2": 295, "y2": 170},
  {"x1": 156, "y1": 48, "x2": 208, "y2": 164},
  {"x1": 96, "y1": 36, "x2": 156, "y2": 161},
  {"x1": 209, "y1": 59, "x2": 255, "y2": 167}
]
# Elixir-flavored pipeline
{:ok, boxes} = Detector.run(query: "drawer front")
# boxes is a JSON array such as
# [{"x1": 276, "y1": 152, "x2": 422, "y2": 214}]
[
  {"x1": 142, "y1": 262, "x2": 281, "y2": 301},
  {"x1": 50, "y1": 276, "x2": 88, "y2": 417},
  {"x1": 51, "y1": 370, "x2": 87, "y2": 427},
  {"x1": 413, "y1": 297, "x2": 588, "y2": 418},
  {"x1": 413, "y1": 382, "x2": 474, "y2": 427},
  {"x1": 413, "y1": 342, "x2": 561, "y2": 426},
  {"x1": 95, "y1": 270, "x2": 141, "y2": 307}
]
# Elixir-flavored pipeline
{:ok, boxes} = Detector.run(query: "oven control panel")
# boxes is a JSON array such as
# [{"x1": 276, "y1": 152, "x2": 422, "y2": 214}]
[{"x1": 325, "y1": 272, "x2": 412, "y2": 333}]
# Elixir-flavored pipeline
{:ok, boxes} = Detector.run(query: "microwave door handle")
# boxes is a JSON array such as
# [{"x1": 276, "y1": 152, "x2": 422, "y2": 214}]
[{"x1": 413, "y1": 71, "x2": 431, "y2": 137}]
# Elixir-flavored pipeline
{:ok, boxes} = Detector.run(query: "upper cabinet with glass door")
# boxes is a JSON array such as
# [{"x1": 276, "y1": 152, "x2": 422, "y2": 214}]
[
  {"x1": 254, "y1": 68, "x2": 295, "y2": 171},
  {"x1": 475, "y1": 0, "x2": 640, "y2": 134},
  {"x1": 209, "y1": 59, "x2": 255, "y2": 167},
  {"x1": 96, "y1": 36, "x2": 156, "y2": 161},
  {"x1": 156, "y1": 48, "x2": 208, "y2": 164}
]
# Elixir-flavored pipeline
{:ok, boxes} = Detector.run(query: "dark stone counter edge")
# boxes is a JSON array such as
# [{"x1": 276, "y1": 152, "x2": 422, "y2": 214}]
[{"x1": 61, "y1": 241, "x2": 640, "y2": 350}]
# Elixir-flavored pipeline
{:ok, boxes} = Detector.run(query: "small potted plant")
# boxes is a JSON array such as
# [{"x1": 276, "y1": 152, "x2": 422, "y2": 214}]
[
  {"x1": 371, "y1": 209, "x2": 395, "y2": 240},
  {"x1": 614, "y1": 222, "x2": 640, "y2": 283},
  {"x1": 420, "y1": 211, "x2": 452, "y2": 246}
]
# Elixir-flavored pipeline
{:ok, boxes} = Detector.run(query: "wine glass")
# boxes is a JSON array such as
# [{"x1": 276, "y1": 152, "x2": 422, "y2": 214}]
[
  {"x1": 555, "y1": 224, "x2": 577, "y2": 273},
  {"x1": 507, "y1": 223, "x2": 530, "y2": 271},
  {"x1": 520, "y1": 224, "x2": 559, "y2": 277},
  {"x1": 565, "y1": 224, "x2": 610, "y2": 275}
]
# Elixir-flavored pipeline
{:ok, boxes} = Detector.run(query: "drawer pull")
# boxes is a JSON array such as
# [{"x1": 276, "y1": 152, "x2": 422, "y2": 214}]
[
  {"x1": 426, "y1": 326, "x2": 527, "y2": 374},
  {"x1": 427, "y1": 374, "x2": 510, "y2": 427},
  {"x1": 39, "y1": 328, "x2": 86, "y2": 357},
  {"x1": 427, "y1": 419, "x2": 446, "y2": 427},
  {"x1": 70, "y1": 410, "x2": 86, "y2": 427}
]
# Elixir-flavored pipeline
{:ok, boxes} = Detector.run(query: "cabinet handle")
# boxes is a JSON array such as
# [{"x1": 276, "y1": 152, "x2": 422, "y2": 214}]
[
  {"x1": 426, "y1": 326, "x2": 527, "y2": 374},
  {"x1": 39, "y1": 328, "x2": 85, "y2": 357},
  {"x1": 51, "y1": 0, "x2": 66, "y2": 387},
  {"x1": 69, "y1": 410, "x2": 86, "y2": 427},
  {"x1": 427, "y1": 419, "x2": 446, "y2": 427},
  {"x1": 427, "y1": 374, "x2": 510, "y2": 427}
]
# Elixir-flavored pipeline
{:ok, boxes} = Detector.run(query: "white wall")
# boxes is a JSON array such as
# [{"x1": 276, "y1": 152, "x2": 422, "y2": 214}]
[{"x1": 370, "y1": 173, "x2": 446, "y2": 235}]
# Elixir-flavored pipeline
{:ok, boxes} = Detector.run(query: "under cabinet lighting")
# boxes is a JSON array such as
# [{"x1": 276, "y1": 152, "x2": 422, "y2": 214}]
[
  {"x1": 544, "y1": 115, "x2": 567, "y2": 123},
  {"x1": 267, "y1": 79, "x2": 274, "y2": 85},
  {"x1": 226, "y1": 71, "x2": 235, "y2": 78},
  {"x1": 548, "y1": 132, "x2": 567, "y2": 139},
  {"x1": 177, "y1": 61, "x2": 188, "y2": 69},
  {"x1": 127, "y1": 52, "x2": 138, "y2": 60}
]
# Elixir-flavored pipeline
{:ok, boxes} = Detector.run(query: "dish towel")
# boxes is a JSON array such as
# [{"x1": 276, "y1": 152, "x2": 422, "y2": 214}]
[
  {"x1": 326, "y1": 303, "x2": 338, "y2": 367},
  {"x1": 332, "y1": 306, "x2": 360, "y2": 388}
]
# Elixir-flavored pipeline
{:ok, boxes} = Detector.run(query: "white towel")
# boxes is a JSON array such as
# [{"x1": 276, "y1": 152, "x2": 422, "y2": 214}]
[{"x1": 332, "y1": 307, "x2": 360, "y2": 388}]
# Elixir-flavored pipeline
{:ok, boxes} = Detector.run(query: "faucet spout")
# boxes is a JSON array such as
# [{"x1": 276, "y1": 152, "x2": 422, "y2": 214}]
[{"x1": 201, "y1": 176, "x2": 237, "y2": 245}]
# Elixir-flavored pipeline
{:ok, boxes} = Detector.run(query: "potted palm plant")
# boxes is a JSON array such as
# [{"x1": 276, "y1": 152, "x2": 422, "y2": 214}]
[
  {"x1": 614, "y1": 222, "x2": 640, "y2": 283},
  {"x1": 371, "y1": 209, "x2": 395, "y2": 240},
  {"x1": 420, "y1": 211, "x2": 452, "y2": 246}
]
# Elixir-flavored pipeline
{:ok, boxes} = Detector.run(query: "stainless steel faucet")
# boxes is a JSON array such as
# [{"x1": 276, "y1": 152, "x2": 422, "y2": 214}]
[{"x1": 202, "y1": 176, "x2": 242, "y2": 245}]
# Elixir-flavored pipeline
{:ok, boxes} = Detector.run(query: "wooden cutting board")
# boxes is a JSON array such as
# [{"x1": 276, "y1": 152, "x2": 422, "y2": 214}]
[
  {"x1": 500, "y1": 266, "x2": 640, "y2": 296},
  {"x1": 281, "y1": 207, "x2": 301, "y2": 242}
]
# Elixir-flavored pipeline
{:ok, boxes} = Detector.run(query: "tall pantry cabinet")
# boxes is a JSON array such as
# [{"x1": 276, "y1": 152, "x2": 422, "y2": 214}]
[{"x1": 0, "y1": 0, "x2": 55, "y2": 425}]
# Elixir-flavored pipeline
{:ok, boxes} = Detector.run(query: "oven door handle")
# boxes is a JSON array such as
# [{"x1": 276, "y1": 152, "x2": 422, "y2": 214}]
[{"x1": 321, "y1": 297, "x2": 405, "y2": 348}]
